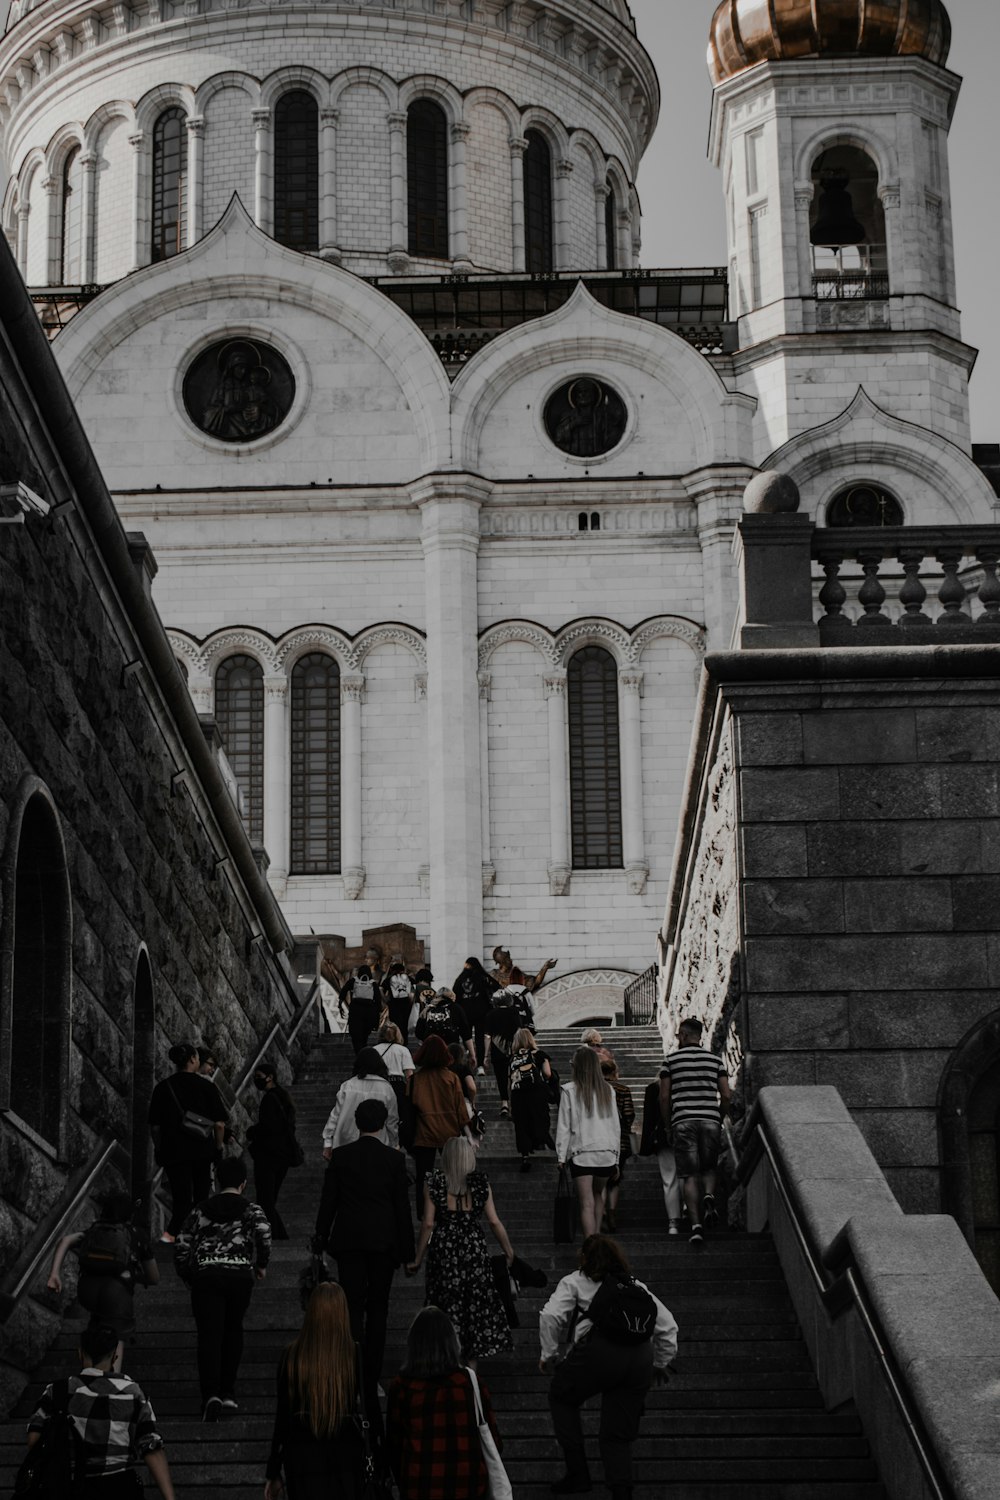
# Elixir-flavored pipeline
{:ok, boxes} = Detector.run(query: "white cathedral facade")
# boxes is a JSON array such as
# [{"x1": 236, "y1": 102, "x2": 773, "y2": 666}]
[{"x1": 1, "y1": 0, "x2": 995, "y2": 1008}]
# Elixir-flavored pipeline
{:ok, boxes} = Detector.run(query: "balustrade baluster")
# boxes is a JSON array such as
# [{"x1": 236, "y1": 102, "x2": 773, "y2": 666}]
[
  {"x1": 976, "y1": 547, "x2": 1000, "y2": 627},
  {"x1": 936, "y1": 548, "x2": 971, "y2": 626},
  {"x1": 817, "y1": 556, "x2": 851, "y2": 644},
  {"x1": 856, "y1": 549, "x2": 892, "y2": 635},
  {"x1": 897, "y1": 548, "x2": 931, "y2": 634}
]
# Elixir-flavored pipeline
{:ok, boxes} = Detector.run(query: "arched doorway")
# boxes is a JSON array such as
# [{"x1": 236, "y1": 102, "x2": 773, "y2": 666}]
[
  {"x1": 130, "y1": 948, "x2": 156, "y2": 1206},
  {"x1": 939, "y1": 1009, "x2": 1000, "y2": 1295}
]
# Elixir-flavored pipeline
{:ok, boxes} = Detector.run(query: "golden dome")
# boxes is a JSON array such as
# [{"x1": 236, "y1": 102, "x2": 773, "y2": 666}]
[{"x1": 708, "y1": 0, "x2": 951, "y2": 85}]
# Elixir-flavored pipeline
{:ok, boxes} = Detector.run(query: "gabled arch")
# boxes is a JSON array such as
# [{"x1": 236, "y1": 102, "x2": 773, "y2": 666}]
[
  {"x1": 397, "y1": 74, "x2": 464, "y2": 127},
  {"x1": 0, "y1": 775, "x2": 73, "y2": 1153},
  {"x1": 329, "y1": 66, "x2": 398, "y2": 111},
  {"x1": 194, "y1": 70, "x2": 260, "y2": 114},
  {"x1": 84, "y1": 99, "x2": 136, "y2": 151},
  {"x1": 260, "y1": 66, "x2": 329, "y2": 112},
  {"x1": 134, "y1": 84, "x2": 195, "y2": 137}
]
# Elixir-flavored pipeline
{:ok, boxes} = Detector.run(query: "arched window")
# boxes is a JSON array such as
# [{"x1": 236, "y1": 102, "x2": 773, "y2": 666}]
[
  {"x1": 61, "y1": 147, "x2": 83, "y2": 283},
  {"x1": 151, "y1": 107, "x2": 188, "y2": 263},
  {"x1": 214, "y1": 655, "x2": 264, "y2": 843},
  {"x1": 590, "y1": 512, "x2": 601, "y2": 532},
  {"x1": 826, "y1": 484, "x2": 903, "y2": 528},
  {"x1": 407, "y1": 100, "x2": 449, "y2": 259},
  {"x1": 568, "y1": 646, "x2": 622, "y2": 869},
  {"x1": 274, "y1": 91, "x2": 319, "y2": 251},
  {"x1": 524, "y1": 130, "x2": 554, "y2": 274},
  {"x1": 0, "y1": 785, "x2": 72, "y2": 1147},
  {"x1": 130, "y1": 950, "x2": 155, "y2": 1204},
  {"x1": 605, "y1": 185, "x2": 617, "y2": 271},
  {"x1": 290, "y1": 653, "x2": 340, "y2": 875},
  {"x1": 810, "y1": 145, "x2": 887, "y2": 297}
]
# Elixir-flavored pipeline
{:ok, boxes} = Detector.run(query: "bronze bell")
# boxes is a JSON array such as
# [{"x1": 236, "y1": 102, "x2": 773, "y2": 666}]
[{"x1": 810, "y1": 175, "x2": 867, "y2": 248}]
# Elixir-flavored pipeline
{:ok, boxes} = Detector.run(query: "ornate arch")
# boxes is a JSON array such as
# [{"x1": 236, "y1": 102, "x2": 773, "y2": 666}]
[
  {"x1": 134, "y1": 85, "x2": 195, "y2": 137},
  {"x1": 329, "y1": 66, "x2": 398, "y2": 111},
  {"x1": 627, "y1": 616, "x2": 707, "y2": 664},
  {"x1": 351, "y1": 624, "x2": 427, "y2": 671},
  {"x1": 569, "y1": 129, "x2": 605, "y2": 187},
  {"x1": 275, "y1": 625, "x2": 353, "y2": 673},
  {"x1": 477, "y1": 620, "x2": 558, "y2": 672},
  {"x1": 84, "y1": 100, "x2": 136, "y2": 153},
  {"x1": 260, "y1": 67, "x2": 330, "y2": 112},
  {"x1": 794, "y1": 123, "x2": 898, "y2": 195},
  {"x1": 556, "y1": 619, "x2": 631, "y2": 669},
  {"x1": 463, "y1": 85, "x2": 521, "y2": 137},
  {"x1": 397, "y1": 74, "x2": 465, "y2": 127},
  {"x1": 45, "y1": 122, "x2": 86, "y2": 179},
  {"x1": 194, "y1": 71, "x2": 260, "y2": 114},
  {"x1": 17, "y1": 146, "x2": 45, "y2": 195},
  {"x1": 166, "y1": 630, "x2": 205, "y2": 675},
  {"x1": 517, "y1": 107, "x2": 571, "y2": 160},
  {"x1": 201, "y1": 626, "x2": 280, "y2": 675}
]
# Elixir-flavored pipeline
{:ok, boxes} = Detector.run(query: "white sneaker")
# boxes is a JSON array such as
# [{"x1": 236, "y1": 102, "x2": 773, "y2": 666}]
[
  {"x1": 667, "y1": 1220, "x2": 680, "y2": 1237},
  {"x1": 477, "y1": 1066, "x2": 485, "y2": 1076}
]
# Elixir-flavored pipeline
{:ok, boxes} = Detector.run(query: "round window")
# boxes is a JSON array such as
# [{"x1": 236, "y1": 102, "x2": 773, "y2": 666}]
[
  {"x1": 826, "y1": 484, "x2": 903, "y2": 527},
  {"x1": 544, "y1": 378, "x2": 628, "y2": 458},
  {"x1": 182, "y1": 338, "x2": 295, "y2": 443}
]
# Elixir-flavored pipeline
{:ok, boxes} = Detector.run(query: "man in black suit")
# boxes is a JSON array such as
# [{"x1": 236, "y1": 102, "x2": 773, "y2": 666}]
[{"x1": 314, "y1": 1097, "x2": 414, "y2": 1411}]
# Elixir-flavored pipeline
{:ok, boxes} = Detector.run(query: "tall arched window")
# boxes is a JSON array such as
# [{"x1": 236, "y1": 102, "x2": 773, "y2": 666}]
[
  {"x1": 61, "y1": 147, "x2": 83, "y2": 283},
  {"x1": 568, "y1": 646, "x2": 622, "y2": 869},
  {"x1": 151, "y1": 107, "x2": 187, "y2": 263},
  {"x1": 291, "y1": 653, "x2": 340, "y2": 875},
  {"x1": 524, "y1": 130, "x2": 554, "y2": 274},
  {"x1": 809, "y1": 144, "x2": 887, "y2": 296},
  {"x1": 274, "y1": 91, "x2": 319, "y2": 251},
  {"x1": 605, "y1": 184, "x2": 617, "y2": 271},
  {"x1": 130, "y1": 950, "x2": 156, "y2": 1205},
  {"x1": 214, "y1": 655, "x2": 264, "y2": 843},
  {"x1": 1, "y1": 785, "x2": 72, "y2": 1147},
  {"x1": 407, "y1": 100, "x2": 449, "y2": 259}
]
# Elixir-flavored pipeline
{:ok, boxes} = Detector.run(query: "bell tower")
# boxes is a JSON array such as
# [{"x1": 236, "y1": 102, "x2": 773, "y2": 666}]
[{"x1": 706, "y1": 0, "x2": 970, "y2": 452}]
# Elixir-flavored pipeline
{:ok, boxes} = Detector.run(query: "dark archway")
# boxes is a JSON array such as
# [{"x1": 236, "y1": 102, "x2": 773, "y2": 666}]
[
  {"x1": 0, "y1": 777, "x2": 73, "y2": 1153},
  {"x1": 130, "y1": 947, "x2": 156, "y2": 1205},
  {"x1": 938, "y1": 1008, "x2": 1000, "y2": 1293}
]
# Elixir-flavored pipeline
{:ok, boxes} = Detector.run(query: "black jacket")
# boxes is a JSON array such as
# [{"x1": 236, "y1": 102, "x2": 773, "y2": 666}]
[{"x1": 314, "y1": 1135, "x2": 415, "y2": 1265}]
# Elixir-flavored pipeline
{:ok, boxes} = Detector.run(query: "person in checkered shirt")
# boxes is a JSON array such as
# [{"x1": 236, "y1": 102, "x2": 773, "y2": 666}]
[
  {"x1": 26, "y1": 1321, "x2": 176, "y2": 1498},
  {"x1": 387, "y1": 1306, "x2": 502, "y2": 1500}
]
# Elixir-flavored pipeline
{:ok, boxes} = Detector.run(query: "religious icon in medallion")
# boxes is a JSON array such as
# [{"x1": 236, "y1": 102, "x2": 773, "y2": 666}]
[
  {"x1": 544, "y1": 377, "x2": 627, "y2": 458},
  {"x1": 183, "y1": 339, "x2": 295, "y2": 442}
]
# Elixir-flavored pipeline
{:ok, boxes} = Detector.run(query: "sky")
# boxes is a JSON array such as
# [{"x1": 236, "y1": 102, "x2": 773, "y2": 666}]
[{"x1": 631, "y1": 0, "x2": 1000, "y2": 443}]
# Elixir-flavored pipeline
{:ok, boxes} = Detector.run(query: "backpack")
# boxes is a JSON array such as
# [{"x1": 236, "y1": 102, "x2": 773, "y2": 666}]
[
  {"x1": 389, "y1": 973, "x2": 412, "y2": 1001},
  {"x1": 77, "y1": 1220, "x2": 132, "y2": 1278},
  {"x1": 508, "y1": 1050, "x2": 542, "y2": 1093},
  {"x1": 14, "y1": 1379, "x2": 82, "y2": 1498},
  {"x1": 586, "y1": 1274, "x2": 658, "y2": 1346},
  {"x1": 421, "y1": 1003, "x2": 459, "y2": 1044},
  {"x1": 353, "y1": 976, "x2": 375, "y2": 1003}
]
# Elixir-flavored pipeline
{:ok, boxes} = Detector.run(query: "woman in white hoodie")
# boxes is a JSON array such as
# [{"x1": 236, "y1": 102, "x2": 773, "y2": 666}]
[{"x1": 555, "y1": 1047, "x2": 621, "y2": 1237}]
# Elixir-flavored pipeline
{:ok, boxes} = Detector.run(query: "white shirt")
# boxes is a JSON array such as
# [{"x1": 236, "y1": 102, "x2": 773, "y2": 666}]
[
  {"x1": 555, "y1": 1082, "x2": 620, "y2": 1168},
  {"x1": 322, "y1": 1076, "x2": 399, "y2": 1150},
  {"x1": 374, "y1": 1041, "x2": 414, "y2": 1077},
  {"x1": 538, "y1": 1270, "x2": 679, "y2": 1368}
]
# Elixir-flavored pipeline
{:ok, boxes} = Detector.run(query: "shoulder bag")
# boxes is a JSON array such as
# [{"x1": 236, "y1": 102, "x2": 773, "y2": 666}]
[
  {"x1": 166, "y1": 1078, "x2": 216, "y2": 1142},
  {"x1": 466, "y1": 1366, "x2": 512, "y2": 1500}
]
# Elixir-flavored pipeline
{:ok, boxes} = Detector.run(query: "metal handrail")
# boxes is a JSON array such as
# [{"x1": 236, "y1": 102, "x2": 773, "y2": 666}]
[
  {"x1": 232, "y1": 1021, "x2": 282, "y2": 1099},
  {"x1": 741, "y1": 1119, "x2": 949, "y2": 1500},
  {"x1": 0, "y1": 1130, "x2": 128, "y2": 1323},
  {"x1": 284, "y1": 979, "x2": 321, "y2": 1050}
]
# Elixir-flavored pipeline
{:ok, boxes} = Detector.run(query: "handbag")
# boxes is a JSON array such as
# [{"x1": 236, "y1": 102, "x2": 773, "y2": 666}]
[
  {"x1": 553, "y1": 1164, "x2": 576, "y2": 1244},
  {"x1": 166, "y1": 1079, "x2": 215, "y2": 1142},
  {"x1": 466, "y1": 1366, "x2": 513, "y2": 1500}
]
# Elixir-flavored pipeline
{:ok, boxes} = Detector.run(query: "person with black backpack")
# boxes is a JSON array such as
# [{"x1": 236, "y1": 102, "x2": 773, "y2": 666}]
[
  {"x1": 147, "y1": 1041, "x2": 229, "y2": 1242},
  {"x1": 414, "y1": 986, "x2": 476, "y2": 1064},
  {"x1": 538, "y1": 1234, "x2": 678, "y2": 1500},
  {"x1": 23, "y1": 1320, "x2": 177, "y2": 1499},
  {"x1": 46, "y1": 1193, "x2": 159, "y2": 1358},
  {"x1": 246, "y1": 1061, "x2": 302, "y2": 1241},
  {"x1": 339, "y1": 966, "x2": 381, "y2": 1056}
]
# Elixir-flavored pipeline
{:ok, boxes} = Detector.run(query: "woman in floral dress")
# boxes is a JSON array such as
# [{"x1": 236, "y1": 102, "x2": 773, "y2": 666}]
[{"x1": 407, "y1": 1137, "x2": 515, "y2": 1366}]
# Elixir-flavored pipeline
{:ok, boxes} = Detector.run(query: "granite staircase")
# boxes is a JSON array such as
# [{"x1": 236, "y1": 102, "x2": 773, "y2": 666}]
[{"x1": 1, "y1": 1025, "x2": 885, "y2": 1498}]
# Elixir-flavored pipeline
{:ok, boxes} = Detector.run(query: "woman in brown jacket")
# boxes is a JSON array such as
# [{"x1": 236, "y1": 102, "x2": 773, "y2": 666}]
[{"x1": 409, "y1": 1035, "x2": 470, "y2": 1215}]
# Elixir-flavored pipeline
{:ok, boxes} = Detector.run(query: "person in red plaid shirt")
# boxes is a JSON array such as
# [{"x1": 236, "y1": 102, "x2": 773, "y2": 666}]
[{"x1": 386, "y1": 1307, "x2": 502, "y2": 1500}]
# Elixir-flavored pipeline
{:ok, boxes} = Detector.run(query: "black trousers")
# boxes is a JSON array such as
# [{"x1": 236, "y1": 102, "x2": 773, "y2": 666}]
[
  {"x1": 549, "y1": 1335, "x2": 653, "y2": 1488},
  {"x1": 190, "y1": 1276, "x2": 253, "y2": 1403},
  {"x1": 76, "y1": 1473, "x2": 143, "y2": 1498},
  {"x1": 348, "y1": 1004, "x2": 379, "y2": 1056},
  {"x1": 336, "y1": 1249, "x2": 397, "y2": 1433},
  {"x1": 254, "y1": 1156, "x2": 290, "y2": 1239},
  {"x1": 77, "y1": 1274, "x2": 136, "y2": 1339},
  {"x1": 491, "y1": 1048, "x2": 510, "y2": 1104},
  {"x1": 163, "y1": 1157, "x2": 213, "y2": 1236}
]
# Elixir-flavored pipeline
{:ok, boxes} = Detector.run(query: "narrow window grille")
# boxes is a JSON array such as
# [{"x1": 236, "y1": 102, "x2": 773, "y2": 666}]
[
  {"x1": 291, "y1": 653, "x2": 341, "y2": 874},
  {"x1": 568, "y1": 646, "x2": 623, "y2": 869},
  {"x1": 524, "y1": 131, "x2": 554, "y2": 273},
  {"x1": 151, "y1": 108, "x2": 187, "y2": 263},
  {"x1": 274, "y1": 91, "x2": 319, "y2": 251},
  {"x1": 605, "y1": 186, "x2": 617, "y2": 270},
  {"x1": 215, "y1": 655, "x2": 264, "y2": 843},
  {"x1": 407, "y1": 100, "x2": 449, "y2": 258},
  {"x1": 61, "y1": 147, "x2": 83, "y2": 282}
]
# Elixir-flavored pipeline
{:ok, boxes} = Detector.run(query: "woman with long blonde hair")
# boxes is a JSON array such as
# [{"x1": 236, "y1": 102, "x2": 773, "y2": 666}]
[
  {"x1": 555, "y1": 1047, "x2": 621, "y2": 1237},
  {"x1": 264, "y1": 1282, "x2": 365, "y2": 1498},
  {"x1": 407, "y1": 1136, "x2": 515, "y2": 1369}
]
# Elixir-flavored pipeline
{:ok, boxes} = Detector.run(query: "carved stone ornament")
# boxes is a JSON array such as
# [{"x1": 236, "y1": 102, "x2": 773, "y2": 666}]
[
  {"x1": 183, "y1": 338, "x2": 295, "y2": 443},
  {"x1": 342, "y1": 867, "x2": 366, "y2": 901},
  {"x1": 544, "y1": 378, "x2": 628, "y2": 459},
  {"x1": 626, "y1": 861, "x2": 649, "y2": 896},
  {"x1": 548, "y1": 863, "x2": 571, "y2": 897}
]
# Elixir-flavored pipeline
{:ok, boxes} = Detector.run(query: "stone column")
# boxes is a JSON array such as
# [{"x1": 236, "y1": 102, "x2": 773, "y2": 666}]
[
  {"x1": 793, "y1": 181, "x2": 814, "y2": 304},
  {"x1": 450, "y1": 121, "x2": 471, "y2": 268},
  {"x1": 41, "y1": 175, "x2": 59, "y2": 283},
  {"x1": 479, "y1": 671, "x2": 495, "y2": 894},
  {"x1": 594, "y1": 185, "x2": 608, "y2": 270},
  {"x1": 188, "y1": 673, "x2": 213, "y2": 714},
  {"x1": 414, "y1": 474, "x2": 491, "y2": 976},
  {"x1": 684, "y1": 466, "x2": 756, "y2": 651},
  {"x1": 263, "y1": 675, "x2": 289, "y2": 893},
  {"x1": 15, "y1": 204, "x2": 30, "y2": 275},
  {"x1": 544, "y1": 671, "x2": 571, "y2": 896},
  {"x1": 555, "y1": 157, "x2": 573, "y2": 270},
  {"x1": 319, "y1": 107, "x2": 341, "y2": 261},
  {"x1": 186, "y1": 114, "x2": 205, "y2": 249},
  {"x1": 387, "y1": 112, "x2": 410, "y2": 273},
  {"x1": 619, "y1": 669, "x2": 648, "y2": 895},
  {"x1": 252, "y1": 108, "x2": 272, "y2": 234},
  {"x1": 79, "y1": 153, "x2": 97, "y2": 283},
  {"x1": 340, "y1": 674, "x2": 365, "y2": 899},
  {"x1": 509, "y1": 136, "x2": 527, "y2": 271},
  {"x1": 617, "y1": 208, "x2": 633, "y2": 271},
  {"x1": 879, "y1": 182, "x2": 901, "y2": 297},
  {"x1": 129, "y1": 131, "x2": 149, "y2": 270}
]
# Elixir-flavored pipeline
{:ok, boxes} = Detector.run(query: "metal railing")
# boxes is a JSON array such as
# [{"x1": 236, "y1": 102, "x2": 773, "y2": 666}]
[
  {"x1": 812, "y1": 270, "x2": 890, "y2": 301},
  {"x1": 623, "y1": 964, "x2": 658, "y2": 1025}
]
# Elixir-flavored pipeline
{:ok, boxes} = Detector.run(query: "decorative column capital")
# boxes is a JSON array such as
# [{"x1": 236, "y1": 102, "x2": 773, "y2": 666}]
[
  {"x1": 128, "y1": 131, "x2": 149, "y2": 154},
  {"x1": 79, "y1": 152, "x2": 98, "y2": 170},
  {"x1": 547, "y1": 863, "x2": 571, "y2": 896},
  {"x1": 556, "y1": 158, "x2": 574, "y2": 179},
  {"x1": 185, "y1": 114, "x2": 206, "y2": 138},
  {"x1": 879, "y1": 181, "x2": 901, "y2": 210},
  {"x1": 478, "y1": 671, "x2": 492, "y2": 702},
  {"x1": 625, "y1": 861, "x2": 649, "y2": 896},
  {"x1": 414, "y1": 673, "x2": 427, "y2": 701},
  {"x1": 41, "y1": 174, "x2": 59, "y2": 196},
  {"x1": 544, "y1": 671, "x2": 568, "y2": 698},
  {"x1": 387, "y1": 111, "x2": 408, "y2": 132},
  {"x1": 263, "y1": 674, "x2": 288, "y2": 702},
  {"x1": 595, "y1": 182, "x2": 610, "y2": 202},
  {"x1": 16, "y1": 204, "x2": 30, "y2": 221},
  {"x1": 451, "y1": 122, "x2": 471, "y2": 144},
  {"x1": 793, "y1": 179, "x2": 814, "y2": 211},
  {"x1": 251, "y1": 108, "x2": 271, "y2": 131},
  {"x1": 342, "y1": 868, "x2": 366, "y2": 901},
  {"x1": 508, "y1": 135, "x2": 529, "y2": 159},
  {"x1": 340, "y1": 674, "x2": 366, "y2": 704},
  {"x1": 320, "y1": 108, "x2": 340, "y2": 128},
  {"x1": 619, "y1": 669, "x2": 644, "y2": 696}
]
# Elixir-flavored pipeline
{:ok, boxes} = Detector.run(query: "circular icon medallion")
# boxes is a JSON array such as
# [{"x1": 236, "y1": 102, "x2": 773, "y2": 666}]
[
  {"x1": 182, "y1": 338, "x2": 295, "y2": 443},
  {"x1": 544, "y1": 378, "x2": 628, "y2": 458}
]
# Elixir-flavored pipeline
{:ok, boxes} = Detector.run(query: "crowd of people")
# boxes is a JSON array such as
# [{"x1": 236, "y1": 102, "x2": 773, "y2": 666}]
[{"x1": 23, "y1": 955, "x2": 731, "y2": 1500}]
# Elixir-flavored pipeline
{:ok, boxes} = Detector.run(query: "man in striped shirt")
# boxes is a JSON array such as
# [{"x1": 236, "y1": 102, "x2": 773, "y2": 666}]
[{"x1": 658, "y1": 1018, "x2": 731, "y2": 1246}]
